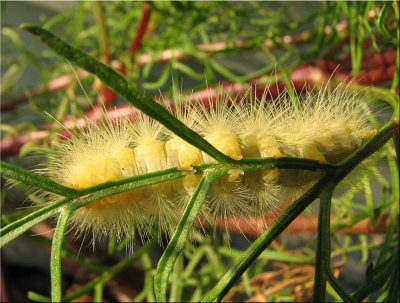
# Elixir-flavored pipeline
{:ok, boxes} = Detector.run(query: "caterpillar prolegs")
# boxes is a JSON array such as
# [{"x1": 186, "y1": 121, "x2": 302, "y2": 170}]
[{"x1": 44, "y1": 87, "x2": 375, "y2": 243}]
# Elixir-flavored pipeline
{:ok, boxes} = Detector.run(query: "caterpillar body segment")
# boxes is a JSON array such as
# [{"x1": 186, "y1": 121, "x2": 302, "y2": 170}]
[{"x1": 43, "y1": 88, "x2": 375, "y2": 243}]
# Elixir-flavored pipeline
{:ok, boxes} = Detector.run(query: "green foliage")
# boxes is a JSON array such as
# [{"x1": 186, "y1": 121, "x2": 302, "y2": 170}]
[{"x1": 1, "y1": 1, "x2": 399, "y2": 302}]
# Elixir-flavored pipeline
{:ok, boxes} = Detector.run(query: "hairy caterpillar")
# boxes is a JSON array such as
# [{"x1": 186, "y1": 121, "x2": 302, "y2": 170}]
[{"x1": 42, "y1": 86, "x2": 375, "y2": 243}]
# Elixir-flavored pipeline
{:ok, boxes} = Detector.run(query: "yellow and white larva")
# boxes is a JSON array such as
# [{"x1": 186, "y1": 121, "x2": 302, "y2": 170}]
[{"x1": 45, "y1": 87, "x2": 376, "y2": 242}]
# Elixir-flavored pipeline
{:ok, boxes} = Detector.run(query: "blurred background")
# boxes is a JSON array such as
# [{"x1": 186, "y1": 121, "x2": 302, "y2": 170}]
[{"x1": 1, "y1": 1, "x2": 398, "y2": 302}]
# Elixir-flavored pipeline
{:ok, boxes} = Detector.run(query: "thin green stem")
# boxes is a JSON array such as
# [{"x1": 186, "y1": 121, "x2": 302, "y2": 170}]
[
  {"x1": 393, "y1": 118, "x2": 399, "y2": 165},
  {"x1": 218, "y1": 246, "x2": 314, "y2": 264},
  {"x1": 377, "y1": 3, "x2": 392, "y2": 39},
  {"x1": 0, "y1": 198, "x2": 71, "y2": 248},
  {"x1": 386, "y1": 247, "x2": 399, "y2": 302},
  {"x1": 352, "y1": 256, "x2": 395, "y2": 301},
  {"x1": 93, "y1": 283, "x2": 104, "y2": 303},
  {"x1": 27, "y1": 292, "x2": 51, "y2": 302},
  {"x1": 0, "y1": 161, "x2": 78, "y2": 197},
  {"x1": 154, "y1": 173, "x2": 216, "y2": 302},
  {"x1": 51, "y1": 206, "x2": 75, "y2": 302},
  {"x1": 313, "y1": 183, "x2": 335, "y2": 302},
  {"x1": 326, "y1": 270, "x2": 357, "y2": 302}
]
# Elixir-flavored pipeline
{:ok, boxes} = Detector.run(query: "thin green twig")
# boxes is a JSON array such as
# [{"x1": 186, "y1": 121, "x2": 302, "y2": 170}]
[
  {"x1": 312, "y1": 183, "x2": 334, "y2": 302},
  {"x1": 51, "y1": 206, "x2": 75, "y2": 302},
  {"x1": 154, "y1": 173, "x2": 216, "y2": 302},
  {"x1": 0, "y1": 161, "x2": 78, "y2": 197}
]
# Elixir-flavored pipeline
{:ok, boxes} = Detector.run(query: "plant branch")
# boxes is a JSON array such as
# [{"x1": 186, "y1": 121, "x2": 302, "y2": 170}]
[
  {"x1": 312, "y1": 183, "x2": 334, "y2": 302},
  {"x1": 0, "y1": 198, "x2": 71, "y2": 248},
  {"x1": 154, "y1": 173, "x2": 216, "y2": 302},
  {"x1": 326, "y1": 270, "x2": 357, "y2": 302},
  {"x1": 94, "y1": 1, "x2": 110, "y2": 63},
  {"x1": 0, "y1": 161, "x2": 79, "y2": 197},
  {"x1": 51, "y1": 206, "x2": 74, "y2": 302}
]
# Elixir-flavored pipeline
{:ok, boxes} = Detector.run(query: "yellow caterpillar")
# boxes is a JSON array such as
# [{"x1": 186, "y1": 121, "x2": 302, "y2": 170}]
[{"x1": 44, "y1": 87, "x2": 375, "y2": 243}]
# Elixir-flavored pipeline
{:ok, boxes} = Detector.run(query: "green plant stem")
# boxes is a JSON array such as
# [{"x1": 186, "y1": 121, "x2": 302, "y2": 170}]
[
  {"x1": 0, "y1": 197, "x2": 71, "y2": 247},
  {"x1": 218, "y1": 246, "x2": 314, "y2": 264},
  {"x1": 154, "y1": 173, "x2": 216, "y2": 302},
  {"x1": 312, "y1": 183, "x2": 334, "y2": 302},
  {"x1": 326, "y1": 270, "x2": 357, "y2": 302},
  {"x1": 377, "y1": 3, "x2": 392, "y2": 39},
  {"x1": 393, "y1": 119, "x2": 399, "y2": 165},
  {"x1": 27, "y1": 291, "x2": 51, "y2": 302},
  {"x1": 21, "y1": 24, "x2": 231, "y2": 163},
  {"x1": 0, "y1": 161, "x2": 78, "y2": 197},
  {"x1": 386, "y1": 247, "x2": 399, "y2": 301},
  {"x1": 93, "y1": 283, "x2": 104, "y2": 303},
  {"x1": 51, "y1": 206, "x2": 75, "y2": 302}
]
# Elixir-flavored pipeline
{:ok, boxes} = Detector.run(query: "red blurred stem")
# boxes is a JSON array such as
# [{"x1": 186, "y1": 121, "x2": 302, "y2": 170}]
[{"x1": 129, "y1": 2, "x2": 152, "y2": 55}]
